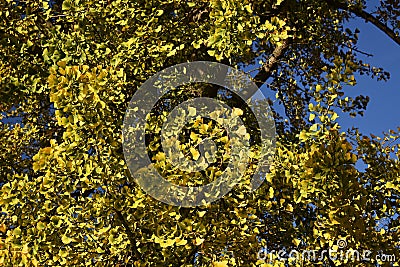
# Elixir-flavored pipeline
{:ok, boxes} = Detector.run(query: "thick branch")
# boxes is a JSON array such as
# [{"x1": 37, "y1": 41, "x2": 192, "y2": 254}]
[
  {"x1": 253, "y1": 39, "x2": 290, "y2": 88},
  {"x1": 114, "y1": 209, "x2": 142, "y2": 261},
  {"x1": 327, "y1": 0, "x2": 400, "y2": 46}
]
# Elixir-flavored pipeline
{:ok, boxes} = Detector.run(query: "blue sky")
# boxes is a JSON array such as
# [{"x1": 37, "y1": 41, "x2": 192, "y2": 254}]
[
  {"x1": 338, "y1": 5, "x2": 400, "y2": 136},
  {"x1": 248, "y1": 3, "x2": 400, "y2": 138}
]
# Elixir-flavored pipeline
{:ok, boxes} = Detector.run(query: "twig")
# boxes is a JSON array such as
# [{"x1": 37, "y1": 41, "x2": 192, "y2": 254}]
[{"x1": 326, "y1": 0, "x2": 400, "y2": 46}]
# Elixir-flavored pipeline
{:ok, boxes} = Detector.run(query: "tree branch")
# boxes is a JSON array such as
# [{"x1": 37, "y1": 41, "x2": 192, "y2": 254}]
[
  {"x1": 341, "y1": 43, "x2": 374, "y2": 57},
  {"x1": 253, "y1": 39, "x2": 290, "y2": 88},
  {"x1": 326, "y1": 0, "x2": 400, "y2": 46},
  {"x1": 114, "y1": 209, "x2": 142, "y2": 261}
]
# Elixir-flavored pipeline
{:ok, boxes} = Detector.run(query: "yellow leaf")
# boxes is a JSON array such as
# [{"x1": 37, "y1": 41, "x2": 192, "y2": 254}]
[
  {"x1": 190, "y1": 147, "x2": 200, "y2": 160},
  {"x1": 190, "y1": 132, "x2": 199, "y2": 142},
  {"x1": 268, "y1": 187, "x2": 274, "y2": 199},
  {"x1": 328, "y1": 210, "x2": 340, "y2": 225},
  {"x1": 98, "y1": 226, "x2": 110, "y2": 234},
  {"x1": 330, "y1": 219, "x2": 340, "y2": 225},
  {"x1": 351, "y1": 153, "x2": 357, "y2": 163},
  {"x1": 310, "y1": 124, "x2": 318, "y2": 131},
  {"x1": 59, "y1": 249, "x2": 68, "y2": 257},
  {"x1": 299, "y1": 131, "x2": 308, "y2": 141},
  {"x1": 188, "y1": 106, "x2": 196, "y2": 117},
  {"x1": 13, "y1": 227, "x2": 21, "y2": 236},
  {"x1": 37, "y1": 222, "x2": 46, "y2": 230},
  {"x1": 32, "y1": 162, "x2": 40, "y2": 172},
  {"x1": 233, "y1": 107, "x2": 243, "y2": 116},
  {"x1": 160, "y1": 238, "x2": 175, "y2": 248},
  {"x1": 237, "y1": 125, "x2": 247, "y2": 136},
  {"x1": 213, "y1": 261, "x2": 229, "y2": 267},
  {"x1": 198, "y1": 211, "x2": 206, "y2": 217},
  {"x1": 220, "y1": 136, "x2": 229, "y2": 143},
  {"x1": 0, "y1": 224, "x2": 6, "y2": 233},
  {"x1": 175, "y1": 238, "x2": 188, "y2": 246},
  {"x1": 313, "y1": 228, "x2": 319, "y2": 237},
  {"x1": 194, "y1": 237, "x2": 205, "y2": 245},
  {"x1": 62, "y1": 235, "x2": 73, "y2": 244},
  {"x1": 286, "y1": 204, "x2": 293, "y2": 212},
  {"x1": 153, "y1": 235, "x2": 163, "y2": 244},
  {"x1": 155, "y1": 152, "x2": 166, "y2": 161},
  {"x1": 192, "y1": 41, "x2": 201, "y2": 49},
  {"x1": 386, "y1": 182, "x2": 395, "y2": 189},
  {"x1": 200, "y1": 123, "x2": 209, "y2": 134},
  {"x1": 167, "y1": 49, "x2": 177, "y2": 57},
  {"x1": 57, "y1": 61, "x2": 67, "y2": 68}
]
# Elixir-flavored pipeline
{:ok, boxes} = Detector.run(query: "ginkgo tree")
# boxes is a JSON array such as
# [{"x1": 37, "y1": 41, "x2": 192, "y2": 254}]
[{"x1": 0, "y1": 0, "x2": 399, "y2": 266}]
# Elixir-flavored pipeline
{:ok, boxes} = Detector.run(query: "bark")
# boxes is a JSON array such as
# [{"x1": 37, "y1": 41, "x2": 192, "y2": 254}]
[{"x1": 253, "y1": 39, "x2": 290, "y2": 89}]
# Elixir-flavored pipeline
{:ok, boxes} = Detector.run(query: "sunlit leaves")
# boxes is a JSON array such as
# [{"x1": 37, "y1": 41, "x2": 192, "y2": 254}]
[
  {"x1": 204, "y1": 0, "x2": 292, "y2": 61},
  {"x1": 0, "y1": 0, "x2": 399, "y2": 266}
]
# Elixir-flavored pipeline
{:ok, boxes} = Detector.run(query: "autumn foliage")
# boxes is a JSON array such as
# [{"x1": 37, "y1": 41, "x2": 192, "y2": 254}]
[{"x1": 0, "y1": 0, "x2": 399, "y2": 266}]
